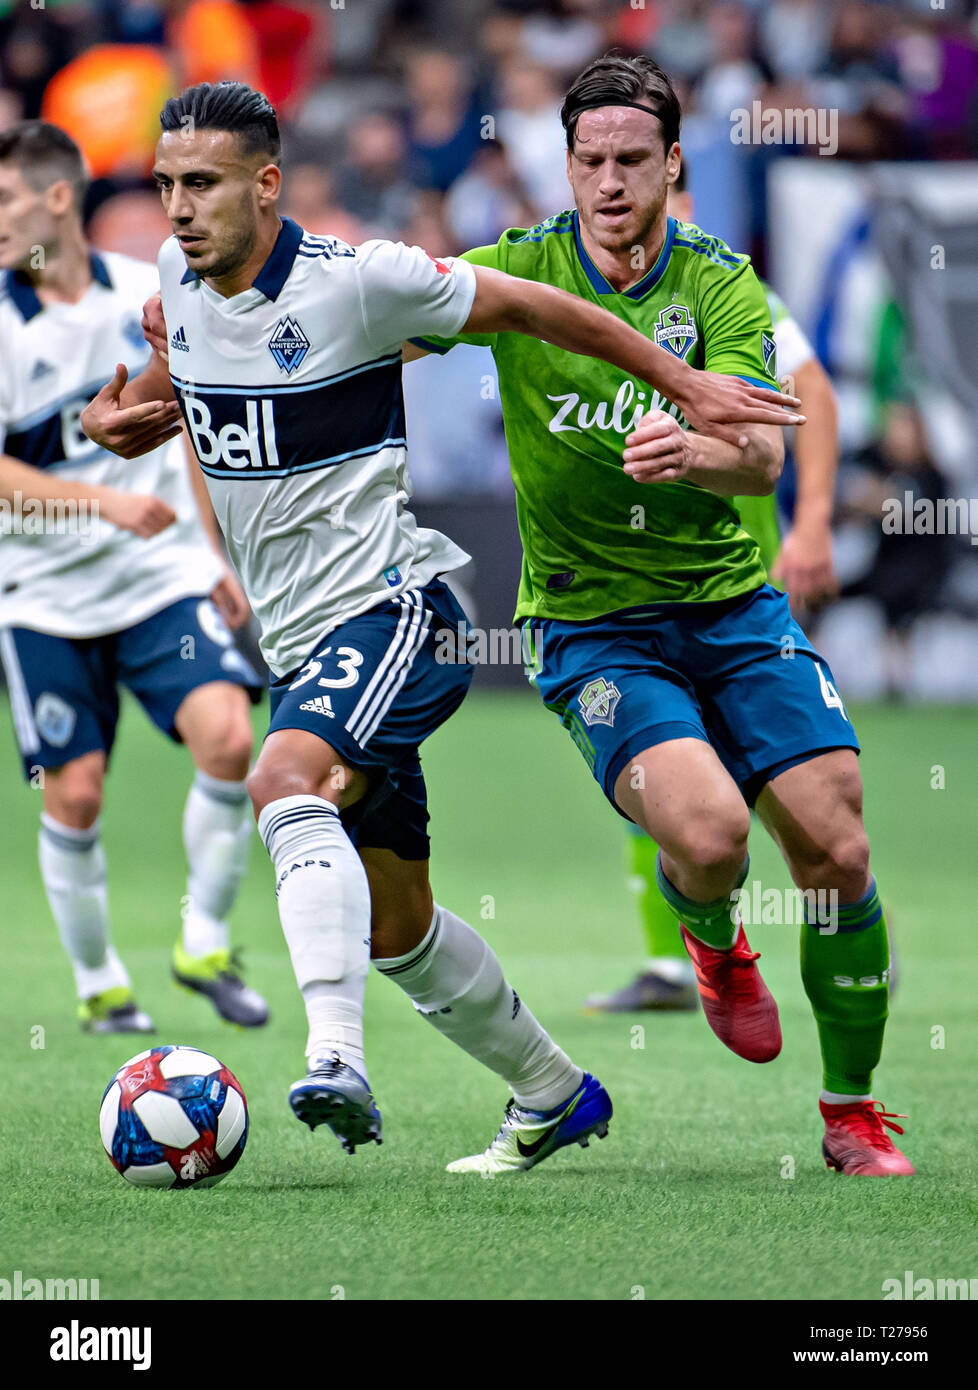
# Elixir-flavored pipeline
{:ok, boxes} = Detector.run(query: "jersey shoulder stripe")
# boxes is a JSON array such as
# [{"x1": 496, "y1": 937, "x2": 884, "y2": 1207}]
[
  {"x1": 506, "y1": 209, "x2": 576, "y2": 246},
  {"x1": 672, "y1": 224, "x2": 744, "y2": 272}
]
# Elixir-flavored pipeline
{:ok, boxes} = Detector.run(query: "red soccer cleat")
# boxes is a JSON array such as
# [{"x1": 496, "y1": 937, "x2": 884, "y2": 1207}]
[
  {"x1": 679, "y1": 922, "x2": 782, "y2": 1063},
  {"x1": 820, "y1": 1099, "x2": 916, "y2": 1176}
]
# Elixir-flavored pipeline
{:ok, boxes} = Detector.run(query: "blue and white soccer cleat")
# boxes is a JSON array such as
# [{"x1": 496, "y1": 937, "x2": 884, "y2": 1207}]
[
  {"x1": 445, "y1": 1072, "x2": 612, "y2": 1175},
  {"x1": 289, "y1": 1052, "x2": 382, "y2": 1155}
]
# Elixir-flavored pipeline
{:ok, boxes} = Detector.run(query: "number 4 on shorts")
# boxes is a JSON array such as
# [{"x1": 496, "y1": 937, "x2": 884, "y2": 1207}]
[{"x1": 815, "y1": 662, "x2": 849, "y2": 721}]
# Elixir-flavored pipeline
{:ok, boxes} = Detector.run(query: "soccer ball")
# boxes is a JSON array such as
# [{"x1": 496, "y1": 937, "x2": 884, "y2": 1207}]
[{"x1": 99, "y1": 1045, "x2": 248, "y2": 1189}]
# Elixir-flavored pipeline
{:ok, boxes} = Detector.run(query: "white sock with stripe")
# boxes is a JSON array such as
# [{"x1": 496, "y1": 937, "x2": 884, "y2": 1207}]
[
  {"x1": 182, "y1": 769, "x2": 252, "y2": 958},
  {"x1": 38, "y1": 814, "x2": 130, "y2": 999},
  {"x1": 375, "y1": 904, "x2": 583, "y2": 1112},
  {"x1": 257, "y1": 795, "x2": 371, "y2": 1080}
]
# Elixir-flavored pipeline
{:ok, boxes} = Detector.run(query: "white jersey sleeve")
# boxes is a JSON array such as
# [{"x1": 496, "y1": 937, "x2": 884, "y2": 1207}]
[
  {"x1": 0, "y1": 250, "x2": 223, "y2": 638},
  {"x1": 354, "y1": 241, "x2": 477, "y2": 354},
  {"x1": 774, "y1": 313, "x2": 815, "y2": 379},
  {"x1": 765, "y1": 285, "x2": 816, "y2": 380}
]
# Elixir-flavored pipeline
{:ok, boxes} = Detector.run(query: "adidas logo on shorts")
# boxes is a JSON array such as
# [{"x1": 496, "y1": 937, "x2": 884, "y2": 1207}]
[{"x1": 299, "y1": 695, "x2": 334, "y2": 718}]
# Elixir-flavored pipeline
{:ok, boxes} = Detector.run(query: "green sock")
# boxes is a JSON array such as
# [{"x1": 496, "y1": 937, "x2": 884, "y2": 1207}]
[
  {"x1": 626, "y1": 828, "x2": 685, "y2": 959},
  {"x1": 654, "y1": 852, "x2": 747, "y2": 950},
  {"x1": 800, "y1": 878, "x2": 890, "y2": 1095}
]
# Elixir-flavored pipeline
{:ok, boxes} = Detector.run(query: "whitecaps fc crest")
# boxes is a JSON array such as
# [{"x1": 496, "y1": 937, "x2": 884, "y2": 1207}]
[
  {"x1": 269, "y1": 316, "x2": 310, "y2": 374},
  {"x1": 578, "y1": 677, "x2": 621, "y2": 728}
]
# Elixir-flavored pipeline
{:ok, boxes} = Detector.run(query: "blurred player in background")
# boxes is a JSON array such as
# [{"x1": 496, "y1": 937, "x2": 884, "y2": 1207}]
[
  {"x1": 86, "y1": 82, "x2": 795, "y2": 1169},
  {"x1": 0, "y1": 122, "x2": 268, "y2": 1035},
  {"x1": 409, "y1": 54, "x2": 913, "y2": 1177},
  {"x1": 586, "y1": 160, "x2": 841, "y2": 1015}
]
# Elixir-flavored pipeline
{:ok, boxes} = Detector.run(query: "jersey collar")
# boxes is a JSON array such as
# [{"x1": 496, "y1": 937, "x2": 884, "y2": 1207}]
[
  {"x1": 179, "y1": 217, "x2": 304, "y2": 302},
  {"x1": 5, "y1": 251, "x2": 114, "y2": 322},
  {"x1": 572, "y1": 210, "x2": 676, "y2": 300}
]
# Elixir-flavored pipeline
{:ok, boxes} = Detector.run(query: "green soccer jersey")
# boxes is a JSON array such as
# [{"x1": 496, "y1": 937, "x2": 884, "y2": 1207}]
[{"x1": 413, "y1": 211, "x2": 780, "y2": 622}]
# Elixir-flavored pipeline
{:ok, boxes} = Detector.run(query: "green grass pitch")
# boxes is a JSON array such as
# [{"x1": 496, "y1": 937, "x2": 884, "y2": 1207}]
[{"x1": 1, "y1": 689, "x2": 976, "y2": 1301}]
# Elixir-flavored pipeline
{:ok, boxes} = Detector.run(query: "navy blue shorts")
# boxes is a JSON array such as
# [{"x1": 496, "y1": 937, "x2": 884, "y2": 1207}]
[
  {"x1": 1, "y1": 595, "x2": 262, "y2": 780},
  {"x1": 267, "y1": 578, "x2": 473, "y2": 861},
  {"x1": 526, "y1": 584, "x2": 859, "y2": 818}
]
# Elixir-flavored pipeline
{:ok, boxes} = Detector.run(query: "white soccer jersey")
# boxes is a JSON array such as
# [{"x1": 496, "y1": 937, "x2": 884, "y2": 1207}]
[
  {"x1": 157, "y1": 220, "x2": 477, "y2": 677},
  {"x1": 0, "y1": 251, "x2": 222, "y2": 638}
]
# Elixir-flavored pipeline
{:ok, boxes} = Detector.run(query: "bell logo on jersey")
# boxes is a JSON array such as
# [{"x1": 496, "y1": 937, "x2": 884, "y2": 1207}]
[
  {"x1": 184, "y1": 395, "x2": 280, "y2": 471},
  {"x1": 268, "y1": 316, "x2": 310, "y2": 374}
]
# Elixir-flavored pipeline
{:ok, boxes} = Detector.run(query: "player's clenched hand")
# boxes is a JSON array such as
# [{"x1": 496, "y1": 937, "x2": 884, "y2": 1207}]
[
  {"x1": 674, "y1": 369, "x2": 804, "y2": 448},
  {"x1": 97, "y1": 489, "x2": 177, "y2": 538},
  {"x1": 771, "y1": 523, "x2": 839, "y2": 614},
  {"x1": 623, "y1": 410, "x2": 691, "y2": 484},
  {"x1": 142, "y1": 293, "x2": 168, "y2": 360},
  {"x1": 211, "y1": 569, "x2": 251, "y2": 629},
  {"x1": 82, "y1": 363, "x2": 183, "y2": 459}
]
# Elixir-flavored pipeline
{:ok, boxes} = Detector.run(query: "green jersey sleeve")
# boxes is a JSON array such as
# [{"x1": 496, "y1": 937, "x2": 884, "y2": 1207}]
[
  {"x1": 408, "y1": 240, "x2": 503, "y2": 354},
  {"x1": 700, "y1": 259, "x2": 779, "y2": 391}
]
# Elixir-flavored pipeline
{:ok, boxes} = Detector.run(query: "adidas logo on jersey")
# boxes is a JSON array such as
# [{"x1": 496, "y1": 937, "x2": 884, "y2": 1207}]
[
  {"x1": 170, "y1": 325, "x2": 190, "y2": 352},
  {"x1": 299, "y1": 695, "x2": 334, "y2": 718},
  {"x1": 30, "y1": 359, "x2": 55, "y2": 380}
]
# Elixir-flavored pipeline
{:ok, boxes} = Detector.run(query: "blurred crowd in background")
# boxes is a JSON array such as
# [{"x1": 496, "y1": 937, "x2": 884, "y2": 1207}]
[{"x1": 3, "y1": 0, "x2": 978, "y2": 696}]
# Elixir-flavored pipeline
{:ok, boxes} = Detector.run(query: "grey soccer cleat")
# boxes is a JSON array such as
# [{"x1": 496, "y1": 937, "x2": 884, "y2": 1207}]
[
  {"x1": 79, "y1": 987, "x2": 155, "y2": 1034},
  {"x1": 172, "y1": 944, "x2": 269, "y2": 1027},
  {"x1": 583, "y1": 968, "x2": 699, "y2": 1013},
  {"x1": 289, "y1": 1052, "x2": 382, "y2": 1154}
]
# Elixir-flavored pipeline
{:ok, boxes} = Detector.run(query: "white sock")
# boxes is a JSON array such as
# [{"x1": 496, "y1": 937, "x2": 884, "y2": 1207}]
[
  {"x1": 821, "y1": 1090, "x2": 872, "y2": 1105},
  {"x1": 182, "y1": 769, "x2": 252, "y2": 957},
  {"x1": 38, "y1": 813, "x2": 129, "y2": 999},
  {"x1": 257, "y1": 795, "x2": 371, "y2": 1080},
  {"x1": 375, "y1": 903, "x2": 583, "y2": 1112}
]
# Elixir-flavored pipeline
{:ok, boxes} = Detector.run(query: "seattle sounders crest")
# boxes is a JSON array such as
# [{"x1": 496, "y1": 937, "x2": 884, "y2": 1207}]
[{"x1": 653, "y1": 304, "x2": 697, "y2": 360}]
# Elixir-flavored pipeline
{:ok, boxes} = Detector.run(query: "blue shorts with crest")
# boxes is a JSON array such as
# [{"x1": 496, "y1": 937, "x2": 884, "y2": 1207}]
[
  {"x1": 525, "y1": 584, "x2": 860, "y2": 818},
  {"x1": 267, "y1": 577, "x2": 473, "y2": 860}
]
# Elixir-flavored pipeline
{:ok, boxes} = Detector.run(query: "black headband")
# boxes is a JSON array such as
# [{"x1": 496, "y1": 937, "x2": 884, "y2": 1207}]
[{"x1": 565, "y1": 100, "x2": 662, "y2": 134}]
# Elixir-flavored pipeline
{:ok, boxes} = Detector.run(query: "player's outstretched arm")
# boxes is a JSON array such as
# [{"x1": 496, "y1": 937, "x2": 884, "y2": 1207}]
[
  {"x1": 463, "y1": 266, "x2": 804, "y2": 447},
  {"x1": 0, "y1": 452, "x2": 176, "y2": 536},
  {"x1": 81, "y1": 357, "x2": 182, "y2": 459}
]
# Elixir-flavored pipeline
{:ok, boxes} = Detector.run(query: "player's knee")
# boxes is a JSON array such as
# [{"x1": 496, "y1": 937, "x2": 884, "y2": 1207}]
[
  {"x1": 804, "y1": 826, "x2": 871, "y2": 897},
  {"x1": 46, "y1": 769, "x2": 103, "y2": 828},
  {"x1": 206, "y1": 717, "x2": 254, "y2": 780},
  {"x1": 673, "y1": 810, "x2": 750, "y2": 882},
  {"x1": 246, "y1": 758, "x2": 316, "y2": 818}
]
